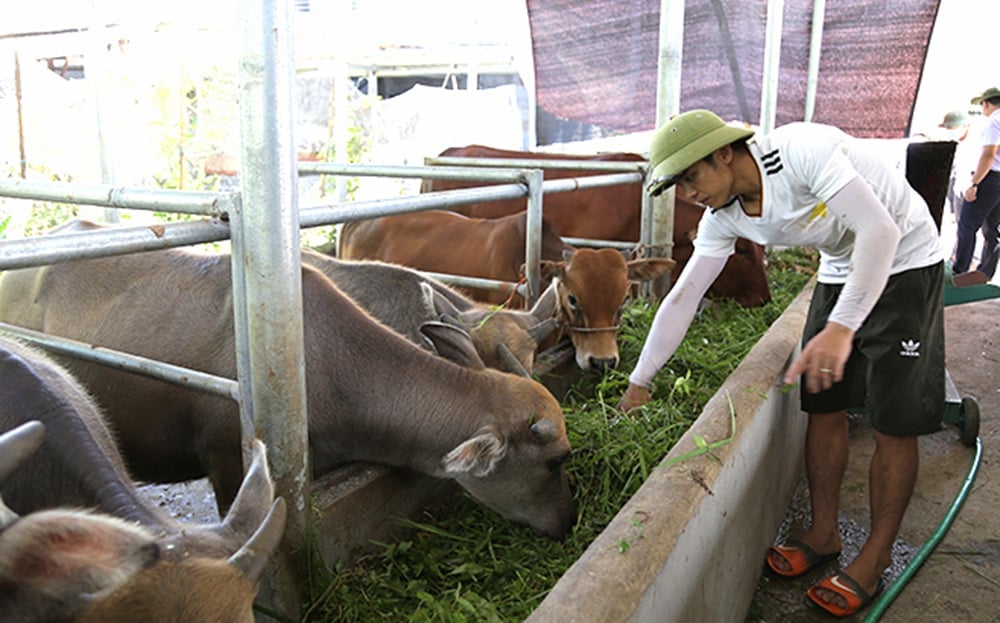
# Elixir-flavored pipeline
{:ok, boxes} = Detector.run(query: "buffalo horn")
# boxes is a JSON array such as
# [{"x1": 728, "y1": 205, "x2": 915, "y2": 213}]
[
  {"x1": 496, "y1": 343, "x2": 530, "y2": 378},
  {"x1": 228, "y1": 497, "x2": 287, "y2": 582},
  {"x1": 527, "y1": 317, "x2": 559, "y2": 343},
  {"x1": 220, "y1": 439, "x2": 275, "y2": 540},
  {"x1": 0, "y1": 420, "x2": 45, "y2": 482},
  {"x1": 530, "y1": 418, "x2": 559, "y2": 444},
  {"x1": 0, "y1": 421, "x2": 45, "y2": 527}
]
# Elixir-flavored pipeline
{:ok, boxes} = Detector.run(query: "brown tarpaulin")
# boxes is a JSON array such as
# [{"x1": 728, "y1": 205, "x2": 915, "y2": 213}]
[{"x1": 528, "y1": 0, "x2": 941, "y2": 144}]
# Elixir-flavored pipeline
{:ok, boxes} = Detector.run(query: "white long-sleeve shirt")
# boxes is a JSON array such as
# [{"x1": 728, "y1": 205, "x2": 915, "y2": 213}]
[{"x1": 629, "y1": 122, "x2": 943, "y2": 388}]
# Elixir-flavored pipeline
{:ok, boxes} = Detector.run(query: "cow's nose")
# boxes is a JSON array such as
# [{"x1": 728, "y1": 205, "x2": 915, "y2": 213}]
[{"x1": 589, "y1": 356, "x2": 619, "y2": 372}]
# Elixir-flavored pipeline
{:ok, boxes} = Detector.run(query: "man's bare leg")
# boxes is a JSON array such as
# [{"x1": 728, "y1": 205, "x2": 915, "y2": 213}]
[
  {"x1": 769, "y1": 410, "x2": 848, "y2": 574},
  {"x1": 812, "y1": 431, "x2": 918, "y2": 608}
]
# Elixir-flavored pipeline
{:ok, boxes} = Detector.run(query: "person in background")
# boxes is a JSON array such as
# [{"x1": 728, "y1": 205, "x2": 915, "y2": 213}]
[
  {"x1": 937, "y1": 109, "x2": 972, "y2": 217},
  {"x1": 616, "y1": 110, "x2": 945, "y2": 618},
  {"x1": 952, "y1": 86, "x2": 1000, "y2": 285}
]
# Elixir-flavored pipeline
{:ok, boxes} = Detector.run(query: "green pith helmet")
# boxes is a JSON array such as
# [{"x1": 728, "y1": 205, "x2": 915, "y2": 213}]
[
  {"x1": 971, "y1": 86, "x2": 1000, "y2": 105},
  {"x1": 646, "y1": 109, "x2": 755, "y2": 196}
]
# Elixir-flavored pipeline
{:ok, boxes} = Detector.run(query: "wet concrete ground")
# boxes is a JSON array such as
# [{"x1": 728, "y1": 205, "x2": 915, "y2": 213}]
[{"x1": 747, "y1": 297, "x2": 1000, "y2": 623}]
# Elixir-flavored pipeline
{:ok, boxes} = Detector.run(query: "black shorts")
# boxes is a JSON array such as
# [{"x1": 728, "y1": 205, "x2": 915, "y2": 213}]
[{"x1": 800, "y1": 261, "x2": 945, "y2": 436}]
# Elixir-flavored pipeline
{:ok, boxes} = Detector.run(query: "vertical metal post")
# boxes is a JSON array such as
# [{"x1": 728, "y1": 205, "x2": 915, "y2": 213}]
[
  {"x1": 655, "y1": 0, "x2": 684, "y2": 128},
  {"x1": 759, "y1": 0, "x2": 785, "y2": 133},
  {"x1": 88, "y1": 0, "x2": 120, "y2": 222},
  {"x1": 14, "y1": 52, "x2": 26, "y2": 180},
  {"x1": 333, "y1": 0, "x2": 350, "y2": 203},
  {"x1": 523, "y1": 168, "x2": 544, "y2": 304},
  {"x1": 650, "y1": 0, "x2": 684, "y2": 299},
  {"x1": 804, "y1": 0, "x2": 826, "y2": 122},
  {"x1": 228, "y1": 197, "x2": 255, "y2": 454},
  {"x1": 237, "y1": 0, "x2": 309, "y2": 615}
]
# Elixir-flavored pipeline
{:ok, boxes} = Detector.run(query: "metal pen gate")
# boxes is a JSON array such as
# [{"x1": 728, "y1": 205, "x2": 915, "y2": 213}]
[{"x1": 0, "y1": 0, "x2": 664, "y2": 615}]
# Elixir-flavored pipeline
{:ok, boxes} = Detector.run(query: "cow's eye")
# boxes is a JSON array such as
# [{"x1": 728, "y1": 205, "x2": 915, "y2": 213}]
[{"x1": 566, "y1": 294, "x2": 579, "y2": 310}]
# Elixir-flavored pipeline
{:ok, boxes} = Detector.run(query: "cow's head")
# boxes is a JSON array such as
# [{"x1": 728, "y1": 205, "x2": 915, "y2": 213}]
[
  {"x1": 439, "y1": 377, "x2": 575, "y2": 539},
  {"x1": 421, "y1": 280, "x2": 560, "y2": 374},
  {"x1": 541, "y1": 248, "x2": 675, "y2": 371}
]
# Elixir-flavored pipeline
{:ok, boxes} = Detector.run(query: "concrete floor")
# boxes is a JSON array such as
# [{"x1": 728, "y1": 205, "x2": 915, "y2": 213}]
[{"x1": 747, "y1": 211, "x2": 1000, "y2": 622}]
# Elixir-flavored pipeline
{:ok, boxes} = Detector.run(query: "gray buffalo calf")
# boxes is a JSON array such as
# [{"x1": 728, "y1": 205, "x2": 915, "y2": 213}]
[
  {"x1": 0, "y1": 420, "x2": 286, "y2": 623},
  {"x1": 0, "y1": 335, "x2": 284, "y2": 561},
  {"x1": 0, "y1": 220, "x2": 576, "y2": 539}
]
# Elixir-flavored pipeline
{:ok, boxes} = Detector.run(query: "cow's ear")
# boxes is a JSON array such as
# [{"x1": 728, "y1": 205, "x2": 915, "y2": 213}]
[
  {"x1": 538, "y1": 260, "x2": 566, "y2": 281},
  {"x1": 442, "y1": 426, "x2": 507, "y2": 477},
  {"x1": 419, "y1": 321, "x2": 487, "y2": 370},
  {"x1": 627, "y1": 258, "x2": 676, "y2": 282}
]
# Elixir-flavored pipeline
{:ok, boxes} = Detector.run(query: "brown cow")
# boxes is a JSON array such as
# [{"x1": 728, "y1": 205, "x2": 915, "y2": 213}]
[
  {"x1": 422, "y1": 144, "x2": 771, "y2": 307},
  {"x1": 338, "y1": 210, "x2": 675, "y2": 371},
  {"x1": 0, "y1": 419, "x2": 286, "y2": 623},
  {"x1": 0, "y1": 220, "x2": 576, "y2": 540}
]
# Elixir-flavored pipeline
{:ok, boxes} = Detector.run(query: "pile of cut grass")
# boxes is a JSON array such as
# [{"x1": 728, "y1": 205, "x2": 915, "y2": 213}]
[{"x1": 302, "y1": 247, "x2": 818, "y2": 623}]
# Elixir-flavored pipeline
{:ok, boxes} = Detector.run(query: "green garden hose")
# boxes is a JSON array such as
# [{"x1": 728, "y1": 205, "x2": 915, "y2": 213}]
[{"x1": 863, "y1": 437, "x2": 983, "y2": 622}]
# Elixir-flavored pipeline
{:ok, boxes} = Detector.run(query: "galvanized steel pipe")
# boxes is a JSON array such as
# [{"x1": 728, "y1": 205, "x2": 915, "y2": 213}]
[
  {"x1": 0, "y1": 179, "x2": 231, "y2": 217},
  {"x1": 0, "y1": 322, "x2": 240, "y2": 402},
  {"x1": 0, "y1": 218, "x2": 232, "y2": 271}
]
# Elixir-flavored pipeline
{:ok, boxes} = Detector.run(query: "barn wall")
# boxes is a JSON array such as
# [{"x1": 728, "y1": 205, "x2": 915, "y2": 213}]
[{"x1": 527, "y1": 0, "x2": 941, "y2": 143}]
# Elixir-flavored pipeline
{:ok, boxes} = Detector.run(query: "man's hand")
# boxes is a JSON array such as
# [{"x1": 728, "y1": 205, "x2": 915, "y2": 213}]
[
  {"x1": 964, "y1": 184, "x2": 979, "y2": 202},
  {"x1": 616, "y1": 383, "x2": 652, "y2": 413},
  {"x1": 784, "y1": 322, "x2": 854, "y2": 393}
]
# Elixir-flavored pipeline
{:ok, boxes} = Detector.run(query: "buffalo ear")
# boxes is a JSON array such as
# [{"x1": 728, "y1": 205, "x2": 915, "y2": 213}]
[
  {"x1": 442, "y1": 427, "x2": 507, "y2": 477},
  {"x1": 626, "y1": 257, "x2": 676, "y2": 282},
  {"x1": 420, "y1": 282, "x2": 462, "y2": 325},
  {"x1": 419, "y1": 321, "x2": 487, "y2": 370},
  {"x1": 1, "y1": 509, "x2": 159, "y2": 599}
]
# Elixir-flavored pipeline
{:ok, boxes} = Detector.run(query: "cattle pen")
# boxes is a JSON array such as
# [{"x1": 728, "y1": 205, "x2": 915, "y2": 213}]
[
  {"x1": 0, "y1": 0, "x2": 683, "y2": 618},
  {"x1": 2, "y1": 1, "x2": 976, "y2": 621}
]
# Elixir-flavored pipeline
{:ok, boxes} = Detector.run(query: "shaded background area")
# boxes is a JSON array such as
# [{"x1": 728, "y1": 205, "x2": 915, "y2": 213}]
[{"x1": 528, "y1": 0, "x2": 940, "y2": 144}]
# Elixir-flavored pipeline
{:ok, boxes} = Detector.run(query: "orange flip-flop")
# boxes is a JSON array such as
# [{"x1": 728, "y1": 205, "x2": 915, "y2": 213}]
[
  {"x1": 766, "y1": 539, "x2": 841, "y2": 578},
  {"x1": 806, "y1": 570, "x2": 885, "y2": 618}
]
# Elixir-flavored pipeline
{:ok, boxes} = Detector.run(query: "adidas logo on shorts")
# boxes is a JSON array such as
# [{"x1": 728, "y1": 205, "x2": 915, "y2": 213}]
[{"x1": 900, "y1": 339, "x2": 921, "y2": 358}]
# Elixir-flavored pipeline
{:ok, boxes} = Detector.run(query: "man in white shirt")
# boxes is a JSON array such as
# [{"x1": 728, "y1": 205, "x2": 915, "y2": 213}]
[
  {"x1": 954, "y1": 87, "x2": 1000, "y2": 283},
  {"x1": 616, "y1": 110, "x2": 945, "y2": 618}
]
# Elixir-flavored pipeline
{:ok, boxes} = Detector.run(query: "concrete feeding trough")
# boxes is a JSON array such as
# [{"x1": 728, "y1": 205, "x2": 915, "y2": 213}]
[
  {"x1": 524, "y1": 283, "x2": 812, "y2": 623},
  {"x1": 258, "y1": 280, "x2": 811, "y2": 621}
]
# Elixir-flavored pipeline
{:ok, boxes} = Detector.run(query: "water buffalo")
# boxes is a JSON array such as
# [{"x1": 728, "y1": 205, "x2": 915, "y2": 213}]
[
  {"x1": 0, "y1": 419, "x2": 286, "y2": 623},
  {"x1": 0, "y1": 335, "x2": 284, "y2": 561},
  {"x1": 422, "y1": 144, "x2": 771, "y2": 307},
  {"x1": 300, "y1": 249, "x2": 559, "y2": 374},
  {"x1": 338, "y1": 210, "x2": 675, "y2": 371},
  {"x1": 0, "y1": 220, "x2": 576, "y2": 539}
]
